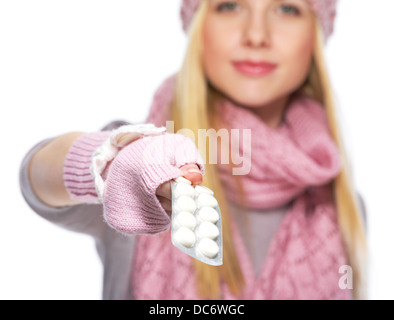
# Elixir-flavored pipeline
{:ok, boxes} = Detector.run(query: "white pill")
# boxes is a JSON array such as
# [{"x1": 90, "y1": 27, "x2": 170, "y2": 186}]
[
  {"x1": 174, "y1": 227, "x2": 196, "y2": 248},
  {"x1": 197, "y1": 207, "x2": 220, "y2": 223},
  {"x1": 196, "y1": 193, "x2": 218, "y2": 208},
  {"x1": 173, "y1": 182, "x2": 195, "y2": 198},
  {"x1": 197, "y1": 221, "x2": 219, "y2": 240},
  {"x1": 174, "y1": 176, "x2": 192, "y2": 185},
  {"x1": 197, "y1": 238, "x2": 219, "y2": 258},
  {"x1": 194, "y1": 185, "x2": 214, "y2": 196},
  {"x1": 174, "y1": 211, "x2": 197, "y2": 230},
  {"x1": 174, "y1": 195, "x2": 197, "y2": 213}
]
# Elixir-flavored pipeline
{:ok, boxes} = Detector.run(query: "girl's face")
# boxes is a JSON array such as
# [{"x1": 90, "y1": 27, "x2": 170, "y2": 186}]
[{"x1": 202, "y1": 0, "x2": 315, "y2": 111}]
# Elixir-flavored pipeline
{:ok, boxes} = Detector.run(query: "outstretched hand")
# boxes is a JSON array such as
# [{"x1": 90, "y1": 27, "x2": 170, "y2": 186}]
[
  {"x1": 113, "y1": 132, "x2": 204, "y2": 216},
  {"x1": 156, "y1": 163, "x2": 203, "y2": 216}
]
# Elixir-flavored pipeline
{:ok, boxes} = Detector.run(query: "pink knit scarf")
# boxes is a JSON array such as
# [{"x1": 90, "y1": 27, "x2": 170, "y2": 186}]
[
  {"x1": 215, "y1": 93, "x2": 342, "y2": 210},
  {"x1": 132, "y1": 76, "x2": 351, "y2": 300}
]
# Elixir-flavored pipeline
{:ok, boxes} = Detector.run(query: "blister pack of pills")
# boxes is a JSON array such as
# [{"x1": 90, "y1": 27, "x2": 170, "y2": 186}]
[{"x1": 170, "y1": 177, "x2": 223, "y2": 266}]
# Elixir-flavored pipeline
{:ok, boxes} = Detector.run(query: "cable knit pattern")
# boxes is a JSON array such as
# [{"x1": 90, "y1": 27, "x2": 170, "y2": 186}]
[
  {"x1": 180, "y1": 0, "x2": 338, "y2": 42},
  {"x1": 132, "y1": 85, "x2": 351, "y2": 299},
  {"x1": 216, "y1": 94, "x2": 342, "y2": 209},
  {"x1": 133, "y1": 189, "x2": 350, "y2": 299},
  {"x1": 64, "y1": 73, "x2": 351, "y2": 299}
]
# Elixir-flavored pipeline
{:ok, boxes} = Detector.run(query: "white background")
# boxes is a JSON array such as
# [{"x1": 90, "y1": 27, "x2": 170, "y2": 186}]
[{"x1": 0, "y1": 0, "x2": 393, "y2": 300}]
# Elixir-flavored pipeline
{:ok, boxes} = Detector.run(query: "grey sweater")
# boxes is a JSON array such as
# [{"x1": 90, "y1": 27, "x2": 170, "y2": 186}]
[
  {"x1": 19, "y1": 122, "x2": 366, "y2": 300},
  {"x1": 20, "y1": 123, "x2": 294, "y2": 300}
]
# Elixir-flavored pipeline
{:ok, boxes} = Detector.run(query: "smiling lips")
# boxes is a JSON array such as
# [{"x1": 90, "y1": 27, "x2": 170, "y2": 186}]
[{"x1": 233, "y1": 60, "x2": 277, "y2": 77}]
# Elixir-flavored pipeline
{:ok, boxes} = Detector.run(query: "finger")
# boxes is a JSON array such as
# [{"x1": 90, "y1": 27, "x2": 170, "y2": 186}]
[
  {"x1": 114, "y1": 132, "x2": 143, "y2": 147},
  {"x1": 180, "y1": 164, "x2": 203, "y2": 186},
  {"x1": 157, "y1": 195, "x2": 172, "y2": 214},
  {"x1": 156, "y1": 181, "x2": 171, "y2": 200}
]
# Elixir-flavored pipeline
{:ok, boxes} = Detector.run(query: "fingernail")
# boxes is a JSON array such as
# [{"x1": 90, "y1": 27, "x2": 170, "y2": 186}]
[{"x1": 185, "y1": 169, "x2": 202, "y2": 175}]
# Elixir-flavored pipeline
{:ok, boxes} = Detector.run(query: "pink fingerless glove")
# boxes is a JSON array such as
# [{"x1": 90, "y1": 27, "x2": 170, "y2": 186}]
[{"x1": 63, "y1": 131, "x2": 205, "y2": 235}]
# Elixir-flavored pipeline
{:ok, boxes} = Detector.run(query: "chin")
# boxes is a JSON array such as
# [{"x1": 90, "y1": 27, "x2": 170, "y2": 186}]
[
  {"x1": 224, "y1": 90, "x2": 276, "y2": 109},
  {"x1": 210, "y1": 78, "x2": 284, "y2": 108}
]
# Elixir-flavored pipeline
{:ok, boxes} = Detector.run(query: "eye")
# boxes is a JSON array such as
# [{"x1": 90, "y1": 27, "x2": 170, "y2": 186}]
[
  {"x1": 278, "y1": 4, "x2": 300, "y2": 16},
  {"x1": 216, "y1": 1, "x2": 240, "y2": 12}
]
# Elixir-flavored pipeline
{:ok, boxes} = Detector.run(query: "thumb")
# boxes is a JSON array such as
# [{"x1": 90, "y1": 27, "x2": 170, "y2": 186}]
[
  {"x1": 114, "y1": 132, "x2": 143, "y2": 148},
  {"x1": 180, "y1": 164, "x2": 203, "y2": 186}
]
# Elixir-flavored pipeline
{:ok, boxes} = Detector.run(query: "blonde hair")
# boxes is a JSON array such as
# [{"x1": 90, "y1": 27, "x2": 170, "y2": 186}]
[
  {"x1": 170, "y1": 0, "x2": 368, "y2": 299},
  {"x1": 306, "y1": 22, "x2": 369, "y2": 300}
]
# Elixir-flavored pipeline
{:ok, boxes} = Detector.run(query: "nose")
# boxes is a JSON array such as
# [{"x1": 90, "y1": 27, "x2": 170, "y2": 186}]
[{"x1": 242, "y1": 12, "x2": 271, "y2": 48}]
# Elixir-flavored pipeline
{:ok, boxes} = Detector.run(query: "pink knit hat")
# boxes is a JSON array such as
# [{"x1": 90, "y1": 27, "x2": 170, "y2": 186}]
[{"x1": 180, "y1": 0, "x2": 338, "y2": 41}]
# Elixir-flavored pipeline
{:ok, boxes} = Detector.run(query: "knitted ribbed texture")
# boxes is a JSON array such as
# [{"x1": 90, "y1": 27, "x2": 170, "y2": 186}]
[
  {"x1": 133, "y1": 188, "x2": 351, "y2": 299},
  {"x1": 63, "y1": 128, "x2": 205, "y2": 235},
  {"x1": 132, "y1": 81, "x2": 351, "y2": 299},
  {"x1": 180, "y1": 0, "x2": 338, "y2": 41},
  {"x1": 63, "y1": 131, "x2": 111, "y2": 203},
  {"x1": 216, "y1": 93, "x2": 342, "y2": 210},
  {"x1": 102, "y1": 133, "x2": 205, "y2": 234}
]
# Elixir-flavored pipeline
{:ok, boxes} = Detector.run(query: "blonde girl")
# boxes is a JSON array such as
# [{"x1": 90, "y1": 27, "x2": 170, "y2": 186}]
[{"x1": 21, "y1": 0, "x2": 367, "y2": 300}]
